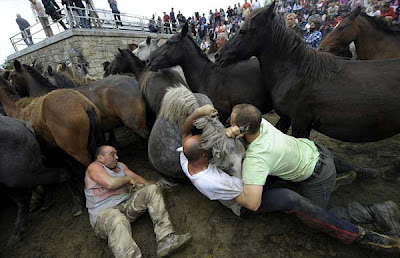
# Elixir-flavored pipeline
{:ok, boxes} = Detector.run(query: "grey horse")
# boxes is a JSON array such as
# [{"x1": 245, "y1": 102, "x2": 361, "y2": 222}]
[{"x1": 148, "y1": 85, "x2": 245, "y2": 180}]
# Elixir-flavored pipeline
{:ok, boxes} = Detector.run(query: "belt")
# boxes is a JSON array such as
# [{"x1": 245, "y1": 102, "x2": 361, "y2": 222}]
[{"x1": 313, "y1": 144, "x2": 326, "y2": 176}]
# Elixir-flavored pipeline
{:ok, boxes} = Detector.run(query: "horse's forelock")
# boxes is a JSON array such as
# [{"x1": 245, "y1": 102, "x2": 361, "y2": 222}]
[{"x1": 194, "y1": 116, "x2": 245, "y2": 171}]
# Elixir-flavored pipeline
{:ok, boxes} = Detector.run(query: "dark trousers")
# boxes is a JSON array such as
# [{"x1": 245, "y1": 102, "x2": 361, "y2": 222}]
[
  {"x1": 242, "y1": 187, "x2": 360, "y2": 244},
  {"x1": 241, "y1": 143, "x2": 360, "y2": 244}
]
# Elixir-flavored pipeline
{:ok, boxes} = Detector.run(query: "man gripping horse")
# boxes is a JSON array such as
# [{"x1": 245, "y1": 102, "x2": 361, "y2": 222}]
[
  {"x1": 84, "y1": 145, "x2": 191, "y2": 258},
  {"x1": 179, "y1": 104, "x2": 400, "y2": 253}
]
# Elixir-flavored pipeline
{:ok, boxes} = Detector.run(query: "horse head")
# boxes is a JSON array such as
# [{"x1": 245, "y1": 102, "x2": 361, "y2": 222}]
[
  {"x1": 215, "y1": 4, "x2": 276, "y2": 67},
  {"x1": 133, "y1": 36, "x2": 160, "y2": 63},
  {"x1": 194, "y1": 116, "x2": 245, "y2": 178},
  {"x1": 319, "y1": 7, "x2": 361, "y2": 53},
  {"x1": 148, "y1": 23, "x2": 191, "y2": 72},
  {"x1": 9, "y1": 60, "x2": 30, "y2": 97}
]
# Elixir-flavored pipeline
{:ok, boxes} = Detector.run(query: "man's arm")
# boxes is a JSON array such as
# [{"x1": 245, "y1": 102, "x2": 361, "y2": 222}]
[
  {"x1": 182, "y1": 104, "x2": 217, "y2": 142},
  {"x1": 235, "y1": 184, "x2": 263, "y2": 211},
  {"x1": 87, "y1": 163, "x2": 131, "y2": 190},
  {"x1": 119, "y1": 162, "x2": 149, "y2": 185}
]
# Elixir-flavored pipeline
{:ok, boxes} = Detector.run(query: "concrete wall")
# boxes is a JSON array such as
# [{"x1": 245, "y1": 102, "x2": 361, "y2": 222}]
[{"x1": 7, "y1": 29, "x2": 172, "y2": 77}]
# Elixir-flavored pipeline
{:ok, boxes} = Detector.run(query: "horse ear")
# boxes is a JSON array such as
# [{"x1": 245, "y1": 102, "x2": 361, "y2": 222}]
[
  {"x1": 47, "y1": 65, "x2": 53, "y2": 75},
  {"x1": 14, "y1": 60, "x2": 22, "y2": 72},
  {"x1": 61, "y1": 62, "x2": 67, "y2": 70},
  {"x1": 32, "y1": 59, "x2": 37, "y2": 66},
  {"x1": 118, "y1": 47, "x2": 123, "y2": 53},
  {"x1": 350, "y1": 6, "x2": 361, "y2": 20},
  {"x1": 181, "y1": 22, "x2": 189, "y2": 39},
  {"x1": 146, "y1": 36, "x2": 151, "y2": 45}
]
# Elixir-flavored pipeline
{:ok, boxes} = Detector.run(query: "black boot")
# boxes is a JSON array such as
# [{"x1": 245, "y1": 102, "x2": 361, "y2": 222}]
[
  {"x1": 365, "y1": 201, "x2": 400, "y2": 237},
  {"x1": 356, "y1": 228, "x2": 400, "y2": 253}
]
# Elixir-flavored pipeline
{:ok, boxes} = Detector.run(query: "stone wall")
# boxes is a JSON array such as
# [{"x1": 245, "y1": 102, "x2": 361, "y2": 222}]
[{"x1": 7, "y1": 29, "x2": 172, "y2": 77}]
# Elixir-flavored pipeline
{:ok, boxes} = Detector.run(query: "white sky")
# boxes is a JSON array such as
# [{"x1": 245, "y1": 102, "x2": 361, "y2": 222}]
[{"x1": 0, "y1": 0, "x2": 256, "y2": 65}]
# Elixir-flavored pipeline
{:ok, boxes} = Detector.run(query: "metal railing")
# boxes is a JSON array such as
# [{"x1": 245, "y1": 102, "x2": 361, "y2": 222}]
[{"x1": 10, "y1": 6, "x2": 180, "y2": 52}]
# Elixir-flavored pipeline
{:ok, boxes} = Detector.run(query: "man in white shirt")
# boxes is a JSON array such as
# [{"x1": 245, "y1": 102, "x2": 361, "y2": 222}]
[
  {"x1": 179, "y1": 104, "x2": 400, "y2": 253},
  {"x1": 252, "y1": 0, "x2": 262, "y2": 10}
]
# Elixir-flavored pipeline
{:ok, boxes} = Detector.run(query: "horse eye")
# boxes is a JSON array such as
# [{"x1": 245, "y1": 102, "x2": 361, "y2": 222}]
[{"x1": 239, "y1": 29, "x2": 246, "y2": 34}]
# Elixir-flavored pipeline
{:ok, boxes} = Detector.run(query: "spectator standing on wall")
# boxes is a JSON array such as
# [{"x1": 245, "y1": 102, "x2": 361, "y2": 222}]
[
  {"x1": 42, "y1": 0, "x2": 68, "y2": 30},
  {"x1": 62, "y1": 0, "x2": 77, "y2": 28},
  {"x1": 16, "y1": 14, "x2": 34, "y2": 46},
  {"x1": 72, "y1": 0, "x2": 89, "y2": 28},
  {"x1": 29, "y1": 0, "x2": 53, "y2": 37},
  {"x1": 84, "y1": 0, "x2": 101, "y2": 28},
  {"x1": 108, "y1": 0, "x2": 122, "y2": 27},
  {"x1": 170, "y1": 8, "x2": 177, "y2": 33},
  {"x1": 163, "y1": 12, "x2": 171, "y2": 34}
]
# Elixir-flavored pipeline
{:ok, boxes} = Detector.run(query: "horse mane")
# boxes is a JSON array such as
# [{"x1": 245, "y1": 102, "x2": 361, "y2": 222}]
[
  {"x1": 56, "y1": 63, "x2": 92, "y2": 86},
  {"x1": 22, "y1": 64, "x2": 57, "y2": 90},
  {"x1": 194, "y1": 116, "x2": 245, "y2": 176},
  {"x1": 248, "y1": 9, "x2": 341, "y2": 84},
  {"x1": 158, "y1": 85, "x2": 199, "y2": 127},
  {"x1": 184, "y1": 35, "x2": 213, "y2": 63},
  {"x1": 49, "y1": 71, "x2": 80, "y2": 88},
  {"x1": 358, "y1": 13, "x2": 400, "y2": 36}
]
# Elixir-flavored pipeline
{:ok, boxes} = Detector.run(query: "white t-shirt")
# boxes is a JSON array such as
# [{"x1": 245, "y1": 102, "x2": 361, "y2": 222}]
[{"x1": 177, "y1": 147, "x2": 243, "y2": 216}]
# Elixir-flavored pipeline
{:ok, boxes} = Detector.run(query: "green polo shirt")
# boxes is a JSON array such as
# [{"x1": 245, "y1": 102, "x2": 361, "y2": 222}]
[{"x1": 242, "y1": 118, "x2": 319, "y2": 185}]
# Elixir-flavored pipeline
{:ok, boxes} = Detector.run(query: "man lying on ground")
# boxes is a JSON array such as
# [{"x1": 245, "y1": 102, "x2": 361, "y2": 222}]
[
  {"x1": 178, "y1": 104, "x2": 400, "y2": 252},
  {"x1": 85, "y1": 145, "x2": 191, "y2": 258}
]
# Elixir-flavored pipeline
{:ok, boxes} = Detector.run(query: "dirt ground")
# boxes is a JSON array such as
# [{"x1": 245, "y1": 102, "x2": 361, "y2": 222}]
[{"x1": 1, "y1": 112, "x2": 400, "y2": 258}]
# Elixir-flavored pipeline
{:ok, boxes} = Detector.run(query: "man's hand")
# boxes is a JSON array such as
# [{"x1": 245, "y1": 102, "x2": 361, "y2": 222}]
[
  {"x1": 196, "y1": 104, "x2": 218, "y2": 117},
  {"x1": 226, "y1": 125, "x2": 242, "y2": 138}
]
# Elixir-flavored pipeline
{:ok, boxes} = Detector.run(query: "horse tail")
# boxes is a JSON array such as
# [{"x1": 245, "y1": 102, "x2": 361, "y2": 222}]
[
  {"x1": 86, "y1": 107, "x2": 105, "y2": 161},
  {"x1": 158, "y1": 84, "x2": 199, "y2": 127}
]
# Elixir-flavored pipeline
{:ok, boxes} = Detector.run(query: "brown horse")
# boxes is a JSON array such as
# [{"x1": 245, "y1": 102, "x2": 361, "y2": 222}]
[
  {"x1": 10, "y1": 61, "x2": 148, "y2": 140},
  {"x1": 56, "y1": 62, "x2": 100, "y2": 86},
  {"x1": 319, "y1": 7, "x2": 400, "y2": 59},
  {"x1": 0, "y1": 76, "x2": 102, "y2": 166}
]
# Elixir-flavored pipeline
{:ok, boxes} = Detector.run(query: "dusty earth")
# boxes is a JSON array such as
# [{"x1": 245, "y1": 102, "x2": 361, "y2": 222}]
[{"x1": 1, "y1": 112, "x2": 400, "y2": 258}]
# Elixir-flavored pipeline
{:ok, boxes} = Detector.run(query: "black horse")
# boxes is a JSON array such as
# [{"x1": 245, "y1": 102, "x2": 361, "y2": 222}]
[
  {"x1": 148, "y1": 22, "x2": 274, "y2": 123},
  {"x1": 216, "y1": 5, "x2": 400, "y2": 142},
  {"x1": 0, "y1": 114, "x2": 68, "y2": 242}
]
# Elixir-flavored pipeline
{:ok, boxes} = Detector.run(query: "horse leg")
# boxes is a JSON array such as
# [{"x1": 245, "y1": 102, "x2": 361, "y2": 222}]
[
  {"x1": 107, "y1": 130, "x2": 118, "y2": 147},
  {"x1": 334, "y1": 158, "x2": 380, "y2": 178},
  {"x1": 275, "y1": 117, "x2": 291, "y2": 134},
  {"x1": 291, "y1": 119, "x2": 311, "y2": 138},
  {"x1": 63, "y1": 156, "x2": 86, "y2": 217},
  {"x1": 7, "y1": 187, "x2": 32, "y2": 243}
]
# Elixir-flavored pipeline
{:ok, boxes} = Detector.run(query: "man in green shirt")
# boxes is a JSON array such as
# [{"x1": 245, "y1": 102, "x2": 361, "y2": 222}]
[{"x1": 226, "y1": 104, "x2": 400, "y2": 237}]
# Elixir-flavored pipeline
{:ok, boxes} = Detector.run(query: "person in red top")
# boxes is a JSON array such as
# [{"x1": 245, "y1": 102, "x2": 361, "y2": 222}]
[
  {"x1": 243, "y1": 0, "x2": 251, "y2": 9},
  {"x1": 381, "y1": 2, "x2": 398, "y2": 24},
  {"x1": 163, "y1": 12, "x2": 172, "y2": 34}
]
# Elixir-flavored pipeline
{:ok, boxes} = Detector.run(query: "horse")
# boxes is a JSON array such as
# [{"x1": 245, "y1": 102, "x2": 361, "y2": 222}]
[
  {"x1": 319, "y1": 7, "x2": 400, "y2": 60},
  {"x1": 148, "y1": 85, "x2": 245, "y2": 180},
  {"x1": 109, "y1": 48, "x2": 187, "y2": 116},
  {"x1": 0, "y1": 114, "x2": 69, "y2": 242},
  {"x1": 56, "y1": 62, "x2": 99, "y2": 86},
  {"x1": 11, "y1": 60, "x2": 148, "y2": 141},
  {"x1": 215, "y1": 4, "x2": 400, "y2": 143},
  {"x1": 148, "y1": 22, "x2": 274, "y2": 123},
  {"x1": 0, "y1": 76, "x2": 104, "y2": 215},
  {"x1": 132, "y1": 35, "x2": 160, "y2": 62}
]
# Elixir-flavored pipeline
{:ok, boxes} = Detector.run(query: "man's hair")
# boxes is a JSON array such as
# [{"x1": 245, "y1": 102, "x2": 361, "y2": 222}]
[
  {"x1": 183, "y1": 141, "x2": 203, "y2": 162},
  {"x1": 95, "y1": 145, "x2": 107, "y2": 157},
  {"x1": 232, "y1": 104, "x2": 262, "y2": 134},
  {"x1": 217, "y1": 32, "x2": 227, "y2": 40}
]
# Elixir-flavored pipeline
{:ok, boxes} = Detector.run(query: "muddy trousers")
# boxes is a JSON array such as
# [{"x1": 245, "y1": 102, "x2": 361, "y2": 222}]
[
  {"x1": 94, "y1": 185, "x2": 175, "y2": 258},
  {"x1": 247, "y1": 188, "x2": 361, "y2": 244}
]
